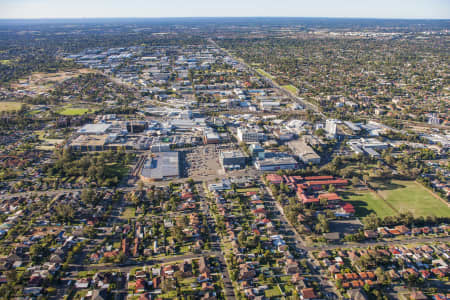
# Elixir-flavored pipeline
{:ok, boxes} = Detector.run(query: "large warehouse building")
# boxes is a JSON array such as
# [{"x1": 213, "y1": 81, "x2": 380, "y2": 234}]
[{"x1": 140, "y1": 152, "x2": 180, "y2": 182}]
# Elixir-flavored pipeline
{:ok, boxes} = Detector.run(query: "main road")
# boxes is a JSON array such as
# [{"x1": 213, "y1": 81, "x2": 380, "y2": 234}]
[{"x1": 208, "y1": 38, "x2": 325, "y2": 119}]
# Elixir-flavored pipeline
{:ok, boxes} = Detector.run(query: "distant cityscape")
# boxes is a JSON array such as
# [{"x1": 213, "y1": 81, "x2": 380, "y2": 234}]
[{"x1": 0, "y1": 17, "x2": 448, "y2": 300}]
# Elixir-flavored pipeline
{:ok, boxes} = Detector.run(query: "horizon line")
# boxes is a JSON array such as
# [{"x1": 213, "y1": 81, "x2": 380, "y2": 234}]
[{"x1": 0, "y1": 16, "x2": 449, "y2": 21}]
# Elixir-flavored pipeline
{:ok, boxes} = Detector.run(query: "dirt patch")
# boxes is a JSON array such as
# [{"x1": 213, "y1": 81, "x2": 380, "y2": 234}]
[{"x1": 10, "y1": 68, "x2": 97, "y2": 94}]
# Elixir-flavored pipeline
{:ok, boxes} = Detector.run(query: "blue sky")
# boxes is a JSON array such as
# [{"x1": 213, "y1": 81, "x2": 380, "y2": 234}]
[{"x1": 0, "y1": 0, "x2": 449, "y2": 19}]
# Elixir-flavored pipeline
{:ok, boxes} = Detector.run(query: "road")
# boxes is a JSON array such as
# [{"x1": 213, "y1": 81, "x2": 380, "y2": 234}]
[
  {"x1": 208, "y1": 38, "x2": 325, "y2": 119},
  {"x1": 262, "y1": 182, "x2": 340, "y2": 299},
  {"x1": 197, "y1": 182, "x2": 236, "y2": 300}
]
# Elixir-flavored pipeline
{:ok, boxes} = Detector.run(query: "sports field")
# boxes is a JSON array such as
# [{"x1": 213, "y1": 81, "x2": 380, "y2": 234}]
[
  {"x1": 343, "y1": 191, "x2": 397, "y2": 218},
  {"x1": 346, "y1": 180, "x2": 450, "y2": 218},
  {"x1": 378, "y1": 180, "x2": 450, "y2": 218}
]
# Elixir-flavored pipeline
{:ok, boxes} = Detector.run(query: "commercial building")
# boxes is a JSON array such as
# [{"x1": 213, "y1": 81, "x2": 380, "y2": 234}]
[
  {"x1": 220, "y1": 150, "x2": 248, "y2": 171},
  {"x1": 347, "y1": 138, "x2": 389, "y2": 157},
  {"x1": 151, "y1": 143, "x2": 171, "y2": 153},
  {"x1": 203, "y1": 131, "x2": 220, "y2": 144},
  {"x1": 237, "y1": 127, "x2": 266, "y2": 143},
  {"x1": 288, "y1": 140, "x2": 321, "y2": 165},
  {"x1": 69, "y1": 134, "x2": 134, "y2": 151},
  {"x1": 249, "y1": 143, "x2": 265, "y2": 158},
  {"x1": 325, "y1": 119, "x2": 338, "y2": 138},
  {"x1": 259, "y1": 101, "x2": 280, "y2": 111},
  {"x1": 254, "y1": 156, "x2": 298, "y2": 171},
  {"x1": 70, "y1": 135, "x2": 110, "y2": 151},
  {"x1": 77, "y1": 123, "x2": 112, "y2": 135},
  {"x1": 140, "y1": 152, "x2": 180, "y2": 182}
]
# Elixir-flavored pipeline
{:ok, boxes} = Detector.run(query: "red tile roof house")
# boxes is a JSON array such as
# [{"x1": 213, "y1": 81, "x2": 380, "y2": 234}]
[
  {"x1": 409, "y1": 291, "x2": 428, "y2": 300},
  {"x1": 432, "y1": 294, "x2": 449, "y2": 300},
  {"x1": 266, "y1": 174, "x2": 283, "y2": 184},
  {"x1": 340, "y1": 203, "x2": 355, "y2": 214},
  {"x1": 364, "y1": 230, "x2": 378, "y2": 239},
  {"x1": 135, "y1": 278, "x2": 146, "y2": 293},
  {"x1": 301, "y1": 288, "x2": 317, "y2": 299},
  {"x1": 419, "y1": 270, "x2": 431, "y2": 279}
]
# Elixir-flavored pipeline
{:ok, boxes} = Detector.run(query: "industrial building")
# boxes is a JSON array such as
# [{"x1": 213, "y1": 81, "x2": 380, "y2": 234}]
[{"x1": 140, "y1": 152, "x2": 180, "y2": 182}]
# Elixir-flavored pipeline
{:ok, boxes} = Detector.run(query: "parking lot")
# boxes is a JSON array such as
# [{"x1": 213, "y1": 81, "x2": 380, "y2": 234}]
[{"x1": 183, "y1": 144, "x2": 222, "y2": 178}]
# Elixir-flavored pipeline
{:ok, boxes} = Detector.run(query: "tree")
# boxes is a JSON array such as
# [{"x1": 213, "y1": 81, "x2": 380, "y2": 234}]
[
  {"x1": 328, "y1": 184, "x2": 336, "y2": 193},
  {"x1": 237, "y1": 231, "x2": 246, "y2": 247},
  {"x1": 315, "y1": 128, "x2": 325, "y2": 137},
  {"x1": 81, "y1": 188, "x2": 95, "y2": 204},
  {"x1": 362, "y1": 213, "x2": 380, "y2": 230},
  {"x1": 55, "y1": 204, "x2": 75, "y2": 222},
  {"x1": 363, "y1": 175, "x2": 370, "y2": 185},
  {"x1": 30, "y1": 243, "x2": 49, "y2": 264},
  {"x1": 137, "y1": 180, "x2": 144, "y2": 191}
]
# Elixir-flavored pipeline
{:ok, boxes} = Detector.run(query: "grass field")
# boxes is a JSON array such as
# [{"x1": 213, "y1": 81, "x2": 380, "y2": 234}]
[
  {"x1": 256, "y1": 68, "x2": 275, "y2": 80},
  {"x1": 57, "y1": 107, "x2": 93, "y2": 116},
  {"x1": 345, "y1": 180, "x2": 450, "y2": 218},
  {"x1": 0, "y1": 59, "x2": 14, "y2": 66},
  {"x1": 379, "y1": 180, "x2": 450, "y2": 218},
  {"x1": 343, "y1": 191, "x2": 397, "y2": 218},
  {"x1": 121, "y1": 207, "x2": 135, "y2": 219},
  {"x1": 282, "y1": 84, "x2": 298, "y2": 94},
  {"x1": 0, "y1": 101, "x2": 23, "y2": 112},
  {"x1": 265, "y1": 285, "x2": 283, "y2": 297},
  {"x1": 237, "y1": 187, "x2": 259, "y2": 193}
]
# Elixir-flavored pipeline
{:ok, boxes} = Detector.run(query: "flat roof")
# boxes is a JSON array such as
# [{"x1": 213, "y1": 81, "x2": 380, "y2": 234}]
[
  {"x1": 257, "y1": 156, "x2": 297, "y2": 166},
  {"x1": 77, "y1": 123, "x2": 112, "y2": 134},
  {"x1": 141, "y1": 151, "x2": 179, "y2": 180},
  {"x1": 70, "y1": 134, "x2": 108, "y2": 146},
  {"x1": 220, "y1": 150, "x2": 247, "y2": 159},
  {"x1": 288, "y1": 140, "x2": 320, "y2": 159}
]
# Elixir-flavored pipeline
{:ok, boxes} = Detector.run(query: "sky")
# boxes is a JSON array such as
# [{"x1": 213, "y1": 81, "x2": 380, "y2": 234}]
[{"x1": 0, "y1": 0, "x2": 449, "y2": 19}]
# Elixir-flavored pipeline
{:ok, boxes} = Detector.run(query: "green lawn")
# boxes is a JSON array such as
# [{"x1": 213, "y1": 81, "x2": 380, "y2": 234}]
[
  {"x1": 379, "y1": 180, "x2": 450, "y2": 218},
  {"x1": 121, "y1": 207, "x2": 135, "y2": 219},
  {"x1": 265, "y1": 285, "x2": 283, "y2": 297},
  {"x1": 282, "y1": 84, "x2": 298, "y2": 94},
  {"x1": 343, "y1": 191, "x2": 397, "y2": 218},
  {"x1": 57, "y1": 107, "x2": 95, "y2": 116},
  {"x1": 237, "y1": 187, "x2": 259, "y2": 193},
  {"x1": 256, "y1": 68, "x2": 275, "y2": 80}
]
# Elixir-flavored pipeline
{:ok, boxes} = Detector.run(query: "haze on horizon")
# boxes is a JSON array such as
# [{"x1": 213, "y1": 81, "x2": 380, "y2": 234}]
[{"x1": 0, "y1": 0, "x2": 449, "y2": 20}]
